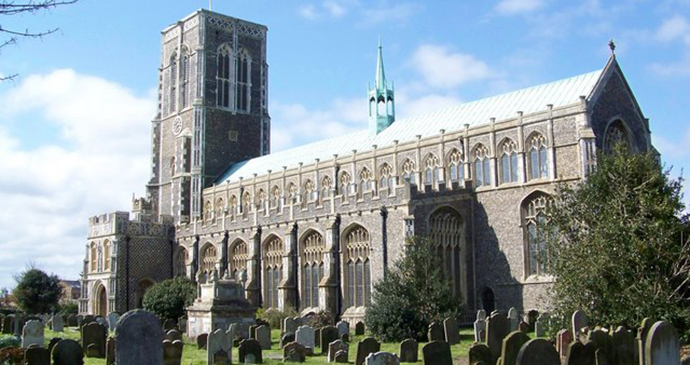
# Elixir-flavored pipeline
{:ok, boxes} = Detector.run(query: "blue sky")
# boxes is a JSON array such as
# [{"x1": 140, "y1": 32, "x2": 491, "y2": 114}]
[{"x1": 0, "y1": 0, "x2": 688, "y2": 288}]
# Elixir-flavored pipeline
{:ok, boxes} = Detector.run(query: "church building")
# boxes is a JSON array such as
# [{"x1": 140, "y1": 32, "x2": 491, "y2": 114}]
[{"x1": 81, "y1": 9, "x2": 656, "y2": 324}]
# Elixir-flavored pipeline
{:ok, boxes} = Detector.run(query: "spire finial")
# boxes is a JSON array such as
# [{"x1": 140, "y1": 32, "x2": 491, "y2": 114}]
[
  {"x1": 375, "y1": 38, "x2": 386, "y2": 89},
  {"x1": 208, "y1": 0, "x2": 213, "y2": 11},
  {"x1": 608, "y1": 38, "x2": 616, "y2": 55}
]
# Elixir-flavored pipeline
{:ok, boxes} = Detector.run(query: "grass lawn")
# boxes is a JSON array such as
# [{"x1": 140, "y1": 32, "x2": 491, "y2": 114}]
[{"x1": 44, "y1": 327, "x2": 477, "y2": 364}]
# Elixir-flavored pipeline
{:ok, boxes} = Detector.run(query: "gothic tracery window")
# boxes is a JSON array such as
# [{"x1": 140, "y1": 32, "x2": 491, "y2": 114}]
[
  {"x1": 263, "y1": 236, "x2": 283, "y2": 309},
  {"x1": 401, "y1": 159, "x2": 416, "y2": 185},
  {"x1": 103, "y1": 240, "x2": 111, "y2": 271},
  {"x1": 304, "y1": 179, "x2": 315, "y2": 202},
  {"x1": 180, "y1": 48, "x2": 190, "y2": 109},
  {"x1": 236, "y1": 49, "x2": 251, "y2": 113},
  {"x1": 424, "y1": 154, "x2": 441, "y2": 186},
  {"x1": 217, "y1": 44, "x2": 232, "y2": 108},
  {"x1": 429, "y1": 208, "x2": 465, "y2": 299},
  {"x1": 204, "y1": 199, "x2": 213, "y2": 221},
  {"x1": 604, "y1": 120, "x2": 631, "y2": 153},
  {"x1": 215, "y1": 197, "x2": 225, "y2": 219},
  {"x1": 340, "y1": 172, "x2": 351, "y2": 196},
  {"x1": 360, "y1": 168, "x2": 372, "y2": 193},
  {"x1": 301, "y1": 231, "x2": 325, "y2": 309},
  {"x1": 257, "y1": 189, "x2": 267, "y2": 210},
  {"x1": 175, "y1": 247, "x2": 188, "y2": 277},
  {"x1": 321, "y1": 176, "x2": 332, "y2": 200},
  {"x1": 169, "y1": 52, "x2": 177, "y2": 115},
  {"x1": 499, "y1": 139, "x2": 518, "y2": 184},
  {"x1": 229, "y1": 195, "x2": 238, "y2": 216},
  {"x1": 229, "y1": 240, "x2": 248, "y2": 281},
  {"x1": 448, "y1": 149, "x2": 465, "y2": 182},
  {"x1": 271, "y1": 186, "x2": 282, "y2": 208},
  {"x1": 473, "y1": 144, "x2": 491, "y2": 187},
  {"x1": 343, "y1": 225, "x2": 371, "y2": 308},
  {"x1": 201, "y1": 244, "x2": 217, "y2": 274},
  {"x1": 379, "y1": 163, "x2": 394, "y2": 193},
  {"x1": 523, "y1": 194, "x2": 552, "y2": 277},
  {"x1": 242, "y1": 191, "x2": 252, "y2": 215},
  {"x1": 528, "y1": 133, "x2": 549, "y2": 180}
]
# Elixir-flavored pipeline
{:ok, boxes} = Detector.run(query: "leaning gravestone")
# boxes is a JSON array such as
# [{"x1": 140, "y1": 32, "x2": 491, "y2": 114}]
[
  {"x1": 321, "y1": 325, "x2": 339, "y2": 354},
  {"x1": 565, "y1": 341, "x2": 596, "y2": 365},
  {"x1": 516, "y1": 338, "x2": 560, "y2": 365},
  {"x1": 197, "y1": 333, "x2": 208, "y2": 350},
  {"x1": 22, "y1": 320, "x2": 44, "y2": 348},
  {"x1": 365, "y1": 351, "x2": 400, "y2": 365},
  {"x1": 638, "y1": 317, "x2": 654, "y2": 365},
  {"x1": 611, "y1": 326, "x2": 635, "y2": 364},
  {"x1": 238, "y1": 339, "x2": 262, "y2": 363},
  {"x1": 443, "y1": 317, "x2": 460, "y2": 345},
  {"x1": 556, "y1": 329, "x2": 573, "y2": 358},
  {"x1": 256, "y1": 325, "x2": 271, "y2": 350},
  {"x1": 48, "y1": 337, "x2": 63, "y2": 355},
  {"x1": 571, "y1": 311, "x2": 587, "y2": 339},
  {"x1": 107, "y1": 312, "x2": 120, "y2": 332},
  {"x1": 501, "y1": 331, "x2": 530, "y2": 365},
  {"x1": 399, "y1": 338, "x2": 418, "y2": 363},
  {"x1": 422, "y1": 340, "x2": 452, "y2": 365},
  {"x1": 281, "y1": 333, "x2": 295, "y2": 348},
  {"x1": 329, "y1": 339, "x2": 349, "y2": 362},
  {"x1": 52, "y1": 339, "x2": 84, "y2": 365},
  {"x1": 24, "y1": 346, "x2": 50, "y2": 365},
  {"x1": 51, "y1": 315, "x2": 64, "y2": 332},
  {"x1": 114, "y1": 309, "x2": 164, "y2": 365},
  {"x1": 163, "y1": 339, "x2": 183, "y2": 365},
  {"x1": 296, "y1": 325, "x2": 315, "y2": 354},
  {"x1": 355, "y1": 322, "x2": 365, "y2": 336},
  {"x1": 588, "y1": 328, "x2": 613, "y2": 362},
  {"x1": 356, "y1": 337, "x2": 381, "y2": 365},
  {"x1": 283, "y1": 341, "x2": 308, "y2": 363},
  {"x1": 82, "y1": 322, "x2": 107, "y2": 358},
  {"x1": 508, "y1": 308, "x2": 519, "y2": 332},
  {"x1": 474, "y1": 315, "x2": 486, "y2": 342},
  {"x1": 337, "y1": 321, "x2": 349, "y2": 337},
  {"x1": 427, "y1": 322, "x2": 444, "y2": 342},
  {"x1": 335, "y1": 349, "x2": 349, "y2": 363},
  {"x1": 645, "y1": 320, "x2": 680, "y2": 365},
  {"x1": 207, "y1": 328, "x2": 232, "y2": 365},
  {"x1": 487, "y1": 312, "x2": 510, "y2": 363},
  {"x1": 469, "y1": 343, "x2": 492, "y2": 365},
  {"x1": 284, "y1": 317, "x2": 298, "y2": 335}
]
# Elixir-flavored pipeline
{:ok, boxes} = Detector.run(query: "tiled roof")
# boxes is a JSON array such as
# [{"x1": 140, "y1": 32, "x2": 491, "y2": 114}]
[{"x1": 218, "y1": 68, "x2": 603, "y2": 184}]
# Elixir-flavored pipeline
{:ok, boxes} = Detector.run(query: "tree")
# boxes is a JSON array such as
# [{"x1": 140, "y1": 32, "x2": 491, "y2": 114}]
[
  {"x1": 13, "y1": 267, "x2": 62, "y2": 314},
  {"x1": 364, "y1": 236, "x2": 462, "y2": 342},
  {"x1": 545, "y1": 145, "x2": 690, "y2": 340},
  {"x1": 142, "y1": 276, "x2": 197, "y2": 320},
  {"x1": 1, "y1": 0, "x2": 79, "y2": 81}
]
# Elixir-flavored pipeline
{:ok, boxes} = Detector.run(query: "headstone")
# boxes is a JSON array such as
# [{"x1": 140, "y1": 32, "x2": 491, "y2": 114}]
[
  {"x1": 321, "y1": 325, "x2": 339, "y2": 354},
  {"x1": 365, "y1": 351, "x2": 400, "y2": 365},
  {"x1": 638, "y1": 317, "x2": 654, "y2": 365},
  {"x1": 48, "y1": 337, "x2": 62, "y2": 355},
  {"x1": 518, "y1": 321, "x2": 529, "y2": 333},
  {"x1": 280, "y1": 333, "x2": 295, "y2": 348},
  {"x1": 535, "y1": 313, "x2": 549, "y2": 337},
  {"x1": 96, "y1": 316, "x2": 106, "y2": 326},
  {"x1": 341, "y1": 333, "x2": 350, "y2": 342},
  {"x1": 556, "y1": 329, "x2": 573, "y2": 358},
  {"x1": 76, "y1": 314, "x2": 84, "y2": 327},
  {"x1": 52, "y1": 339, "x2": 84, "y2": 365},
  {"x1": 238, "y1": 339, "x2": 262, "y2": 363},
  {"x1": 22, "y1": 320, "x2": 44, "y2": 348},
  {"x1": 107, "y1": 312, "x2": 120, "y2": 332},
  {"x1": 283, "y1": 341, "x2": 308, "y2": 362},
  {"x1": 611, "y1": 326, "x2": 634, "y2": 364},
  {"x1": 427, "y1": 322, "x2": 444, "y2": 342},
  {"x1": 486, "y1": 312, "x2": 510, "y2": 363},
  {"x1": 315, "y1": 327, "x2": 322, "y2": 349},
  {"x1": 565, "y1": 341, "x2": 596, "y2": 365},
  {"x1": 293, "y1": 316, "x2": 304, "y2": 327},
  {"x1": 249, "y1": 324, "x2": 259, "y2": 339},
  {"x1": 82, "y1": 315, "x2": 95, "y2": 328},
  {"x1": 572, "y1": 311, "x2": 587, "y2": 340},
  {"x1": 356, "y1": 337, "x2": 381, "y2": 365},
  {"x1": 645, "y1": 320, "x2": 680, "y2": 365},
  {"x1": 501, "y1": 331, "x2": 531, "y2": 365},
  {"x1": 2, "y1": 314, "x2": 13, "y2": 334},
  {"x1": 166, "y1": 329, "x2": 182, "y2": 342},
  {"x1": 474, "y1": 317, "x2": 486, "y2": 342},
  {"x1": 335, "y1": 349, "x2": 349, "y2": 363},
  {"x1": 82, "y1": 322, "x2": 107, "y2": 358},
  {"x1": 106, "y1": 337, "x2": 115, "y2": 365},
  {"x1": 399, "y1": 338, "x2": 418, "y2": 363},
  {"x1": 443, "y1": 317, "x2": 459, "y2": 345},
  {"x1": 256, "y1": 325, "x2": 271, "y2": 350},
  {"x1": 329, "y1": 339, "x2": 349, "y2": 362},
  {"x1": 163, "y1": 339, "x2": 183, "y2": 365},
  {"x1": 355, "y1": 322, "x2": 365, "y2": 335},
  {"x1": 51, "y1": 315, "x2": 64, "y2": 332},
  {"x1": 207, "y1": 328, "x2": 232, "y2": 364},
  {"x1": 508, "y1": 308, "x2": 519, "y2": 332},
  {"x1": 336, "y1": 321, "x2": 349, "y2": 338},
  {"x1": 24, "y1": 346, "x2": 50, "y2": 365},
  {"x1": 422, "y1": 340, "x2": 452, "y2": 365},
  {"x1": 296, "y1": 325, "x2": 315, "y2": 354},
  {"x1": 524, "y1": 310, "x2": 539, "y2": 332},
  {"x1": 284, "y1": 317, "x2": 298, "y2": 335},
  {"x1": 588, "y1": 328, "x2": 613, "y2": 363},
  {"x1": 67, "y1": 315, "x2": 77, "y2": 327},
  {"x1": 197, "y1": 333, "x2": 208, "y2": 350},
  {"x1": 516, "y1": 338, "x2": 560, "y2": 365},
  {"x1": 14, "y1": 315, "x2": 25, "y2": 336},
  {"x1": 114, "y1": 309, "x2": 164, "y2": 365},
  {"x1": 178, "y1": 317, "x2": 187, "y2": 333},
  {"x1": 163, "y1": 319, "x2": 177, "y2": 331},
  {"x1": 469, "y1": 343, "x2": 492, "y2": 365}
]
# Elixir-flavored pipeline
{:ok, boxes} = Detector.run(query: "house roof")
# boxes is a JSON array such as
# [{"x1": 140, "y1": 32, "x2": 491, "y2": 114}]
[{"x1": 217, "y1": 68, "x2": 604, "y2": 184}]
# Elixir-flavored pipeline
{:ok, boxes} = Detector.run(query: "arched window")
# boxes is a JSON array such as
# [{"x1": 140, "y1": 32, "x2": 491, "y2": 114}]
[
  {"x1": 170, "y1": 156, "x2": 176, "y2": 177},
  {"x1": 286, "y1": 183, "x2": 297, "y2": 202},
  {"x1": 217, "y1": 44, "x2": 232, "y2": 108},
  {"x1": 604, "y1": 119, "x2": 631, "y2": 153},
  {"x1": 229, "y1": 195, "x2": 238, "y2": 216},
  {"x1": 271, "y1": 186, "x2": 282, "y2": 208},
  {"x1": 236, "y1": 49, "x2": 251, "y2": 112},
  {"x1": 360, "y1": 168, "x2": 372, "y2": 193},
  {"x1": 401, "y1": 159, "x2": 416, "y2": 185},
  {"x1": 340, "y1": 172, "x2": 351, "y2": 196},
  {"x1": 473, "y1": 145, "x2": 491, "y2": 187},
  {"x1": 103, "y1": 240, "x2": 111, "y2": 271},
  {"x1": 499, "y1": 139, "x2": 518, "y2": 184},
  {"x1": 204, "y1": 199, "x2": 213, "y2": 221},
  {"x1": 242, "y1": 191, "x2": 252, "y2": 215},
  {"x1": 200, "y1": 244, "x2": 217, "y2": 274},
  {"x1": 169, "y1": 52, "x2": 177, "y2": 115},
  {"x1": 229, "y1": 240, "x2": 248, "y2": 281},
  {"x1": 304, "y1": 179, "x2": 315, "y2": 202},
  {"x1": 215, "y1": 197, "x2": 225, "y2": 220},
  {"x1": 379, "y1": 163, "x2": 394, "y2": 193},
  {"x1": 343, "y1": 225, "x2": 371, "y2": 308},
  {"x1": 301, "y1": 231, "x2": 325, "y2": 309},
  {"x1": 180, "y1": 47, "x2": 190, "y2": 108},
  {"x1": 448, "y1": 149, "x2": 464, "y2": 182},
  {"x1": 424, "y1": 154, "x2": 441, "y2": 186},
  {"x1": 523, "y1": 193, "x2": 551, "y2": 277},
  {"x1": 175, "y1": 247, "x2": 188, "y2": 277},
  {"x1": 257, "y1": 189, "x2": 267, "y2": 210},
  {"x1": 263, "y1": 236, "x2": 283, "y2": 309},
  {"x1": 527, "y1": 133, "x2": 549, "y2": 180},
  {"x1": 90, "y1": 242, "x2": 97, "y2": 272},
  {"x1": 321, "y1": 176, "x2": 332, "y2": 200},
  {"x1": 429, "y1": 207, "x2": 465, "y2": 299}
]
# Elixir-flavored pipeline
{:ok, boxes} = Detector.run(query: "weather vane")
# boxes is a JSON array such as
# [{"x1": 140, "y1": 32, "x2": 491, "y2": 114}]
[{"x1": 608, "y1": 38, "x2": 616, "y2": 55}]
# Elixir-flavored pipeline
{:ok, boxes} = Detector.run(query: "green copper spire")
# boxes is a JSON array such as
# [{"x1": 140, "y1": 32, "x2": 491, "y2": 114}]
[{"x1": 368, "y1": 39, "x2": 395, "y2": 134}]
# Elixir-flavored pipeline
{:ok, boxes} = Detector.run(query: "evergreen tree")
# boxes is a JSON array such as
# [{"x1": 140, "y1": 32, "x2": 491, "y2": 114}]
[
  {"x1": 13, "y1": 267, "x2": 63, "y2": 314},
  {"x1": 142, "y1": 276, "x2": 197, "y2": 320}
]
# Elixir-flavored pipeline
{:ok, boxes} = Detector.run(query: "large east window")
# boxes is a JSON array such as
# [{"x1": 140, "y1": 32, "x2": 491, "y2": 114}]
[{"x1": 523, "y1": 194, "x2": 551, "y2": 277}]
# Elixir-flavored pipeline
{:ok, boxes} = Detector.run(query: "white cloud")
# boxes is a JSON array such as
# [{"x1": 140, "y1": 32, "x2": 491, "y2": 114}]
[
  {"x1": 298, "y1": 0, "x2": 356, "y2": 20},
  {"x1": 298, "y1": 4, "x2": 319, "y2": 20},
  {"x1": 360, "y1": 3, "x2": 421, "y2": 25},
  {"x1": 495, "y1": 0, "x2": 547, "y2": 15},
  {"x1": 0, "y1": 69, "x2": 154, "y2": 289},
  {"x1": 298, "y1": 1, "x2": 419, "y2": 25},
  {"x1": 656, "y1": 15, "x2": 690, "y2": 44},
  {"x1": 410, "y1": 45, "x2": 493, "y2": 89}
]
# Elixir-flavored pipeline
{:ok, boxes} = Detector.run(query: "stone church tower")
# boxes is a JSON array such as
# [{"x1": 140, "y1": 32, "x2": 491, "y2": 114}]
[{"x1": 147, "y1": 10, "x2": 271, "y2": 225}]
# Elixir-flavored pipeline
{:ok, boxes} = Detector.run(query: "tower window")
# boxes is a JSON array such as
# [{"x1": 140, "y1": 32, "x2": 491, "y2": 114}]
[
  {"x1": 180, "y1": 49, "x2": 190, "y2": 108},
  {"x1": 169, "y1": 53, "x2": 178, "y2": 115},
  {"x1": 217, "y1": 44, "x2": 232, "y2": 108},
  {"x1": 236, "y1": 49, "x2": 251, "y2": 113}
]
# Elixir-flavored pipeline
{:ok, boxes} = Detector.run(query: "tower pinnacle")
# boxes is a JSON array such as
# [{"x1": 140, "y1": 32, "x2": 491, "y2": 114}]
[
  {"x1": 368, "y1": 40, "x2": 395, "y2": 135},
  {"x1": 375, "y1": 37, "x2": 386, "y2": 90}
]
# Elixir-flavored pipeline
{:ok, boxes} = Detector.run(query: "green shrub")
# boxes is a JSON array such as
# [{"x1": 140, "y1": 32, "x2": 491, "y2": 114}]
[
  {"x1": 142, "y1": 276, "x2": 196, "y2": 320},
  {"x1": 0, "y1": 336, "x2": 19, "y2": 350},
  {"x1": 58, "y1": 301, "x2": 78, "y2": 315},
  {"x1": 257, "y1": 306, "x2": 298, "y2": 329},
  {"x1": 13, "y1": 267, "x2": 62, "y2": 314}
]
